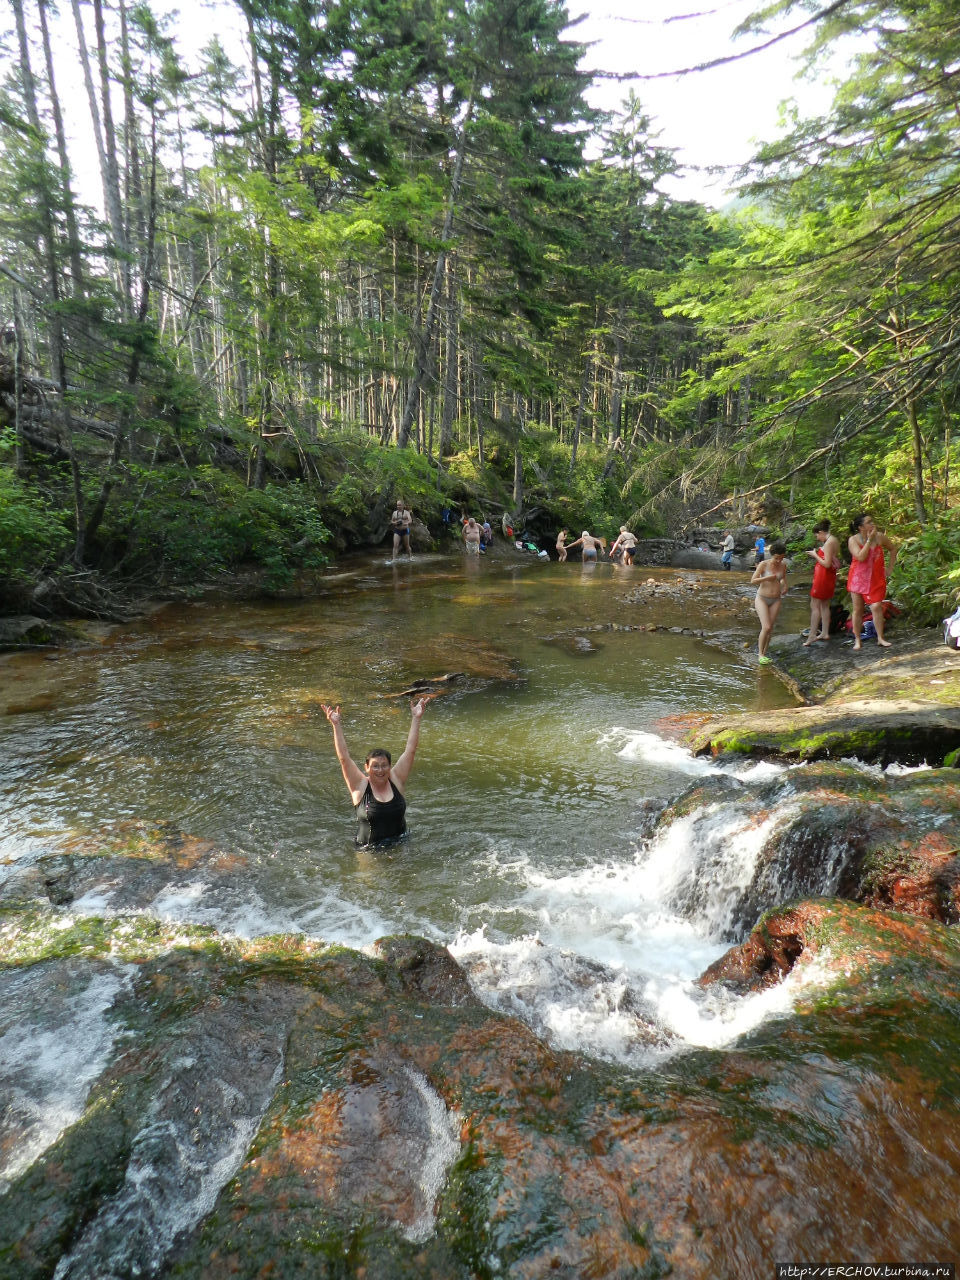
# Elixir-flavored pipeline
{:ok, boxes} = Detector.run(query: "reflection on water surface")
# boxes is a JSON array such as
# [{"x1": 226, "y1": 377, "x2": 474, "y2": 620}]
[{"x1": 1, "y1": 554, "x2": 804, "y2": 1062}]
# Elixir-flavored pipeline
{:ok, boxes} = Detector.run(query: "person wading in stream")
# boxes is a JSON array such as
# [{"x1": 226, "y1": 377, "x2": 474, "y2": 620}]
[
  {"x1": 565, "y1": 530, "x2": 604, "y2": 562},
  {"x1": 750, "y1": 540, "x2": 788, "y2": 664},
  {"x1": 321, "y1": 699, "x2": 428, "y2": 847}
]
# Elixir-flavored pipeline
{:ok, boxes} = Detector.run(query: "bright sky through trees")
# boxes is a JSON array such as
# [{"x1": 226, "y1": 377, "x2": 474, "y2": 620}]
[
  {"x1": 0, "y1": 0, "x2": 837, "y2": 209},
  {"x1": 574, "y1": 0, "x2": 839, "y2": 203}
]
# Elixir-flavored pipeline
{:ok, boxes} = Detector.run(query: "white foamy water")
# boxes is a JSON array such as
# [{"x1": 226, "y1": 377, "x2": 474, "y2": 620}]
[
  {"x1": 399, "y1": 1067, "x2": 462, "y2": 1245},
  {"x1": 599, "y1": 727, "x2": 788, "y2": 783},
  {"x1": 69, "y1": 879, "x2": 408, "y2": 952},
  {"x1": 0, "y1": 963, "x2": 134, "y2": 1194},
  {"x1": 450, "y1": 924, "x2": 830, "y2": 1067},
  {"x1": 54, "y1": 1029, "x2": 286, "y2": 1280},
  {"x1": 450, "y1": 754, "x2": 816, "y2": 1069}
]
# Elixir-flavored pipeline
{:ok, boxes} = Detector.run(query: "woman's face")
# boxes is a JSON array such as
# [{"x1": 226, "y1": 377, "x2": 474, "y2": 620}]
[
  {"x1": 365, "y1": 755, "x2": 391, "y2": 780},
  {"x1": 862, "y1": 516, "x2": 876, "y2": 536},
  {"x1": 771, "y1": 553, "x2": 786, "y2": 566}
]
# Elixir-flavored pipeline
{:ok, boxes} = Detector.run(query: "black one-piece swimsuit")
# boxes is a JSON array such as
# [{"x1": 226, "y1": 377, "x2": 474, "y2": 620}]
[{"x1": 355, "y1": 782, "x2": 407, "y2": 847}]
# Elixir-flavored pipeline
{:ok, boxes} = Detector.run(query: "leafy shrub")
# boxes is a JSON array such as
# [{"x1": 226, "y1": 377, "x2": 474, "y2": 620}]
[
  {"x1": 0, "y1": 463, "x2": 71, "y2": 584},
  {"x1": 95, "y1": 467, "x2": 331, "y2": 588},
  {"x1": 890, "y1": 510, "x2": 960, "y2": 626}
]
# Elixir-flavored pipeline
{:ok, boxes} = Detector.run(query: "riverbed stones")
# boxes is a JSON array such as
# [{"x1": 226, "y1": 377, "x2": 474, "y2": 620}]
[{"x1": 4, "y1": 911, "x2": 960, "y2": 1277}]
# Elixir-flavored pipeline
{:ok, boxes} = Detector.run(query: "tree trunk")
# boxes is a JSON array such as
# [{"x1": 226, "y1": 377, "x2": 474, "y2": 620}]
[
  {"x1": 608, "y1": 331, "x2": 623, "y2": 446},
  {"x1": 905, "y1": 393, "x2": 927, "y2": 526},
  {"x1": 11, "y1": 0, "x2": 87, "y2": 559},
  {"x1": 38, "y1": 0, "x2": 84, "y2": 297},
  {"x1": 569, "y1": 354, "x2": 592, "y2": 473},
  {"x1": 397, "y1": 89, "x2": 475, "y2": 449},
  {"x1": 83, "y1": 57, "x2": 161, "y2": 547},
  {"x1": 439, "y1": 256, "x2": 459, "y2": 458},
  {"x1": 512, "y1": 445, "x2": 523, "y2": 509}
]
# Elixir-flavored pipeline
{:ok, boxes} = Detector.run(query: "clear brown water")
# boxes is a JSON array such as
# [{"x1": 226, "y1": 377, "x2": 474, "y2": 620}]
[{"x1": 1, "y1": 553, "x2": 807, "y2": 1059}]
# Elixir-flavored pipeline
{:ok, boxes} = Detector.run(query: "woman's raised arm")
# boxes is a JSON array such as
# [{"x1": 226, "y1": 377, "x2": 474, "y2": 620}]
[
  {"x1": 321, "y1": 704, "x2": 367, "y2": 799},
  {"x1": 391, "y1": 698, "x2": 428, "y2": 788}
]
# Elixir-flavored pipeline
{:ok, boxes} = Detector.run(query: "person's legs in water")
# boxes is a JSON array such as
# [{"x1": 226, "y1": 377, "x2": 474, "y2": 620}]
[{"x1": 754, "y1": 593, "x2": 781, "y2": 661}]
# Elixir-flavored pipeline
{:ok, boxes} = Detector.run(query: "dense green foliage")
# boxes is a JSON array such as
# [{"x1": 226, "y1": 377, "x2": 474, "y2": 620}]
[
  {"x1": 0, "y1": 0, "x2": 958, "y2": 619},
  {"x1": 0, "y1": 446, "x2": 70, "y2": 583}
]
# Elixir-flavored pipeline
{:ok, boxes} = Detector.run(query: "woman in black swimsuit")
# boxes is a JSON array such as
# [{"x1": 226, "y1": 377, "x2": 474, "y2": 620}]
[{"x1": 321, "y1": 698, "x2": 428, "y2": 846}]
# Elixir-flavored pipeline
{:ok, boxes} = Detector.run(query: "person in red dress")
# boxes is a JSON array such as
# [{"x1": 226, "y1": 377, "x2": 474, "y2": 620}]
[
  {"x1": 846, "y1": 513, "x2": 897, "y2": 651},
  {"x1": 802, "y1": 519, "x2": 841, "y2": 645}
]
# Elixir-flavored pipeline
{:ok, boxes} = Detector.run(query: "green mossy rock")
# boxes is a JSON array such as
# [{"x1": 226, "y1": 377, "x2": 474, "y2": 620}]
[{"x1": 3, "y1": 907, "x2": 960, "y2": 1278}]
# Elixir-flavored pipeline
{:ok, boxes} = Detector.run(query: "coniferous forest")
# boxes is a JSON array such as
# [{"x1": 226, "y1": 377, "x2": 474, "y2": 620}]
[{"x1": 1, "y1": 0, "x2": 959, "y2": 623}]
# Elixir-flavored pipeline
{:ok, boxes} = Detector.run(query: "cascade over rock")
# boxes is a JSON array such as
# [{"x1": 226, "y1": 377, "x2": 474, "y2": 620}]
[{"x1": 2, "y1": 908, "x2": 960, "y2": 1278}]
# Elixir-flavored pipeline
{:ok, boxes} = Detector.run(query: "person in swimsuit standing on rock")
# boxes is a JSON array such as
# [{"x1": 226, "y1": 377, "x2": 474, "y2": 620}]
[
  {"x1": 750, "y1": 540, "x2": 788, "y2": 664},
  {"x1": 846, "y1": 513, "x2": 897, "y2": 650},
  {"x1": 803, "y1": 519, "x2": 841, "y2": 645},
  {"x1": 321, "y1": 699, "x2": 428, "y2": 847}
]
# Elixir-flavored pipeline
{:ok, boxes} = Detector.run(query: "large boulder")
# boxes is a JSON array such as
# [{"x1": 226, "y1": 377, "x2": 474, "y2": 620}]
[{"x1": 3, "y1": 907, "x2": 960, "y2": 1277}]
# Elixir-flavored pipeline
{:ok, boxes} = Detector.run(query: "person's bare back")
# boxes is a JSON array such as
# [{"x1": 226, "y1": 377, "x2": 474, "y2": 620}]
[{"x1": 566, "y1": 531, "x2": 603, "y2": 561}]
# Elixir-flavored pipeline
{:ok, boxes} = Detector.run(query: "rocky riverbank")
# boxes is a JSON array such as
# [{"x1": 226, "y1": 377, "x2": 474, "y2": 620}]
[
  {"x1": 682, "y1": 624, "x2": 960, "y2": 766},
  {"x1": 3, "y1": 893, "x2": 960, "y2": 1279}
]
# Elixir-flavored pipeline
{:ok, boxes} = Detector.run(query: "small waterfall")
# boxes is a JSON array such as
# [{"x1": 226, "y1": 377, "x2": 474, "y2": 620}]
[
  {"x1": 53, "y1": 1003, "x2": 287, "y2": 1280},
  {"x1": 0, "y1": 961, "x2": 134, "y2": 1196},
  {"x1": 452, "y1": 743, "x2": 894, "y2": 1069}
]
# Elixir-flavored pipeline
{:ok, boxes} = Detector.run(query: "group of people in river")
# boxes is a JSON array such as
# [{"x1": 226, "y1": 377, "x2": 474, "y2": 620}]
[
  {"x1": 555, "y1": 527, "x2": 637, "y2": 564},
  {"x1": 344, "y1": 509, "x2": 898, "y2": 847},
  {"x1": 749, "y1": 513, "x2": 898, "y2": 663}
]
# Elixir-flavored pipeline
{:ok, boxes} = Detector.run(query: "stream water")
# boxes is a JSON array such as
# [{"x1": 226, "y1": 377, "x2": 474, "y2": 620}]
[
  {"x1": 5, "y1": 554, "x2": 960, "y2": 1277},
  {"x1": 1, "y1": 554, "x2": 830, "y2": 1069}
]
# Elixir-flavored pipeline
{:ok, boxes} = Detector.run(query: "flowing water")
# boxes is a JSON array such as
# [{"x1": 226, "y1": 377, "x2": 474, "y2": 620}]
[
  {"x1": 6, "y1": 555, "x2": 960, "y2": 1276},
  {"x1": 1, "y1": 554, "x2": 824, "y2": 1070}
]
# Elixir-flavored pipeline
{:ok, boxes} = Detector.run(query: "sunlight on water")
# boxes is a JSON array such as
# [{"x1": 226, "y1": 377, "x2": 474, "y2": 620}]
[{"x1": 2, "y1": 556, "x2": 827, "y2": 1078}]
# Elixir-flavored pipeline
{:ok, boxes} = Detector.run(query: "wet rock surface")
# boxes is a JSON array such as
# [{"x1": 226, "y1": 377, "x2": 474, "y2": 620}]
[
  {"x1": 649, "y1": 762, "x2": 960, "y2": 940},
  {"x1": 2, "y1": 910, "x2": 960, "y2": 1278},
  {"x1": 684, "y1": 637, "x2": 960, "y2": 765}
]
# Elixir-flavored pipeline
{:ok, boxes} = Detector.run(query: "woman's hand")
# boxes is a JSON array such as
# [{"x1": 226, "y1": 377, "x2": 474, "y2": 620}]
[
  {"x1": 411, "y1": 697, "x2": 428, "y2": 718},
  {"x1": 321, "y1": 703, "x2": 341, "y2": 725}
]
